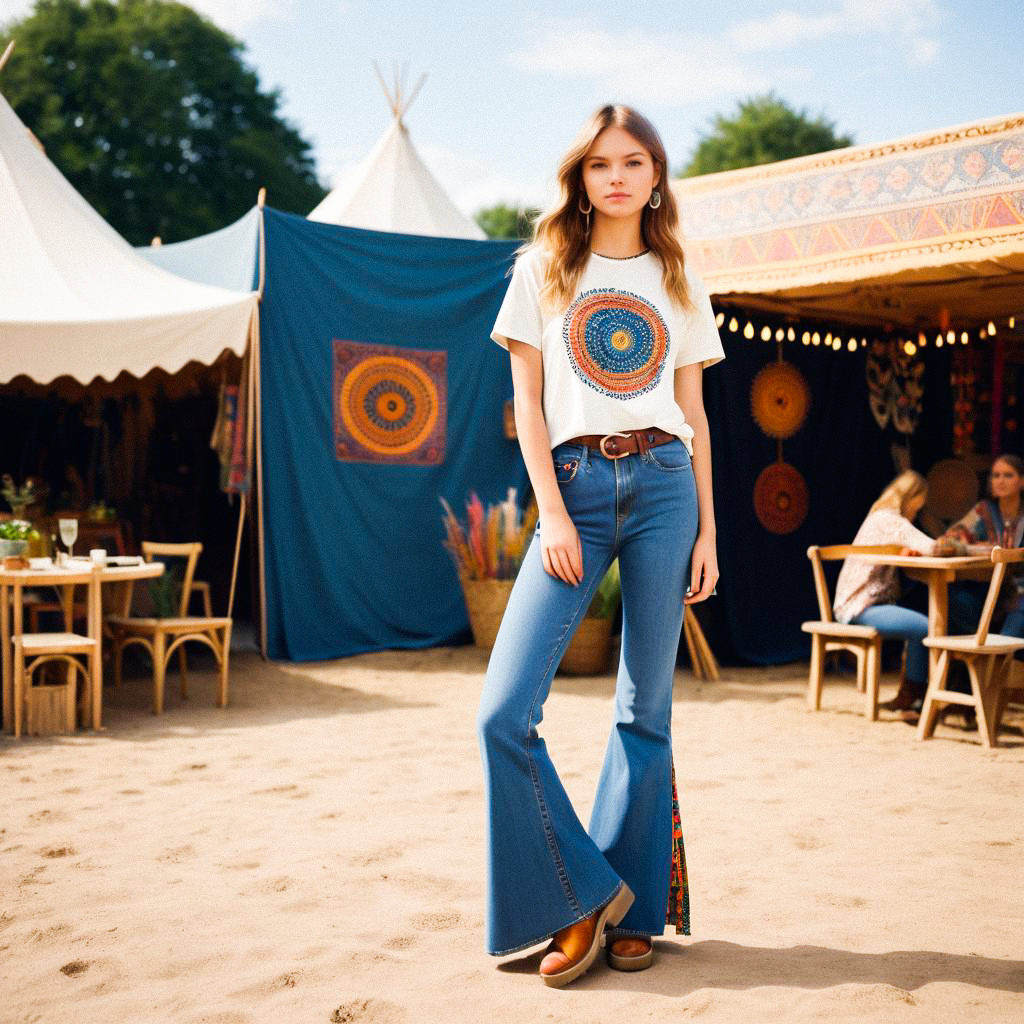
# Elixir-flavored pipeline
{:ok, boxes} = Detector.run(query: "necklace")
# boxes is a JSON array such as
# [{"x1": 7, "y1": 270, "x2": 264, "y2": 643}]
[{"x1": 590, "y1": 248, "x2": 650, "y2": 260}]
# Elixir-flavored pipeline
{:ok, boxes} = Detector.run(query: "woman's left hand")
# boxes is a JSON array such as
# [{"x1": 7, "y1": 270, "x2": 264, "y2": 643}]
[{"x1": 685, "y1": 533, "x2": 719, "y2": 604}]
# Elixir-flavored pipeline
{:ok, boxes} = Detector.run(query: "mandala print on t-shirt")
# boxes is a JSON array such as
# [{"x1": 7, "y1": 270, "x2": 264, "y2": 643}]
[{"x1": 563, "y1": 288, "x2": 669, "y2": 399}]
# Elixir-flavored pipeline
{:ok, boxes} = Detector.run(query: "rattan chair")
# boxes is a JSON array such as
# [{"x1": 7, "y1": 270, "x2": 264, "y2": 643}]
[
  {"x1": 105, "y1": 542, "x2": 232, "y2": 714},
  {"x1": 802, "y1": 544, "x2": 904, "y2": 720},
  {"x1": 918, "y1": 546, "x2": 1024, "y2": 747},
  {"x1": 10, "y1": 567, "x2": 102, "y2": 737}
]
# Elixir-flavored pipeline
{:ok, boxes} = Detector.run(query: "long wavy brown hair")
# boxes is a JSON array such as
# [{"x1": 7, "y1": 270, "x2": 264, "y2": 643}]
[{"x1": 516, "y1": 103, "x2": 694, "y2": 316}]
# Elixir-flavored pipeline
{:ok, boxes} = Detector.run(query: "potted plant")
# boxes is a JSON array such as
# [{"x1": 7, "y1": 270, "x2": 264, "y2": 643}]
[
  {"x1": 559, "y1": 559, "x2": 621, "y2": 675},
  {"x1": 440, "y1": 488, "x2": 536, "y2": 648},
  {"x1": 0, "y1": 518, "x2": 36, "y2": 558}
]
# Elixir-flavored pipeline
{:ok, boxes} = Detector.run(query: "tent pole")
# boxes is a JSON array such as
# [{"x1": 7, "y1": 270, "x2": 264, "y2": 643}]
[
  {"x1": 226, "y1": 492, "x2": 246, "y2": 619},
  {"x1": 254, "y1": 196, "x2": 269, "y2": 659}
]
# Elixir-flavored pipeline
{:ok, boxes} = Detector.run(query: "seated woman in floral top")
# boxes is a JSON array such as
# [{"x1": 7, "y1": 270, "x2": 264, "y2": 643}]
[
  {"x1": 934, "y1": 453, "x2": 1024, "y2": 648},
  {"x1": 833, "y1": 471, "x2": 938, "y2": 711}
]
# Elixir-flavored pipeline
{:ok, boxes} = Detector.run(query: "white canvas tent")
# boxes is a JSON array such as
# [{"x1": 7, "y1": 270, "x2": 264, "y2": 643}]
[
  {"x1": 0, "y1": 90, "x2": 258, "y2": 385},
  {"x1": 0, "y1": 82, "x2": 261, "y2": 624},
  {"x1": 308, "y1": 66, "x2": 485, "y2": 240}
]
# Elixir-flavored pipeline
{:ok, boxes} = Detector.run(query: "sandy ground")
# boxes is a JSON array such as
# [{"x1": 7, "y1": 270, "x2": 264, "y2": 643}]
[{"x1": 2, "y1": 641, "x2": 1023, "y2": 1024}]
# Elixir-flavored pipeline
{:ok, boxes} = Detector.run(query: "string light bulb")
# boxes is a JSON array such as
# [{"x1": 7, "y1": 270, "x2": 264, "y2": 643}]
[
  {"x1": 812, "y1": 332, "x2": 820, "y2": 346},
  {"x1": 728, "y1": 317, "x2": 738, "y2": 332},
  {"x1": 787, "y1": 327, "x2": 795, "y2": 342},
  {"x1": 936, "y1": 335, "x2": 944, "y2": 347},
  {"x1": 946, "y1": 330, "x2": 955, "y2": 344},
  {"x1": 801, "y1": 331, "x2": 810, "y2": 344},
  {"x1": 744, "y1": 321, "x2": 754, "y2": 339},
  {"x1": 775, "y1": 327, "x2": 784, "y2": 342},
  {"x1": 961, "y1": 331, "x2": 969, "y2": 344},
  {"x1": 988, "y1": 320, "x2": 997, "y2": 335},
  {"x1": 715, "y1": 312, "x2": 725, "y2": 328},
  {"x1": 847, "y1": 338, "x2": 857, "y2": 352},
  {"x1": 760, "y1": 325, "x2": 772, "y2": 341},
  {"x1": 904, "y1": 340, "x2": 917, "y2": 355},
  {"x1": 1010, "y1": 316, "x2": 1017, "y2": 329}
]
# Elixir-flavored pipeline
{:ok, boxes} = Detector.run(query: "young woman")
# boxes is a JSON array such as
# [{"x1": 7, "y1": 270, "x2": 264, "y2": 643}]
[
  {"x1": 476, "y1": 104, "x2": 725, "y2": 988},
  {"x1": 937, "y1": 454, "x2": 1024, "y2": 644},
  {"x1": 832, "y1": 471, "x2": 937, "y2": 712}
]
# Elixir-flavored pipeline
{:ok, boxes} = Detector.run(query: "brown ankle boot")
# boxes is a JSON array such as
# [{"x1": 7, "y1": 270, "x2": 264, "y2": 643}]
[{"x1": 881, "y1": 676, "x2": 922, "y2": 712}]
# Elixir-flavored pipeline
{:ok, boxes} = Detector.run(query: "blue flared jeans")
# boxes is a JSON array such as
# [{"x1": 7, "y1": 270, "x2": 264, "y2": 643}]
[{"x1": 476, "y1": 435, "x2": 700, "y2": 956}]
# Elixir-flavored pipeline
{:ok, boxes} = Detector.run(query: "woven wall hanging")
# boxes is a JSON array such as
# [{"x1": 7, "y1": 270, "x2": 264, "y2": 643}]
[
  {"x1": 750, "y1": 348, "x2": 811, "y2": 534},
  {"x1": 866, "y1": 338, "x2": 925, "y2": 436}
]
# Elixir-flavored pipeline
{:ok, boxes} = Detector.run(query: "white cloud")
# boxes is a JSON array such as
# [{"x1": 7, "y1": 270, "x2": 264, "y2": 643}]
[
  {"x1": 908, "y1": 36, "x2": 940, "y2": 64},
  {"x1": 0, "y1": 0, "x2": 31, "y2": 25},
  {"x1": 418, "y1": 141, "x2": 553, "y2": 213},
  {"x1": 729, "y1": 0, "x2": 940, "y2": 51},
  {"x1": 182, "y1": 0, "x2": 293, "y2": 33},
  {"x1": 508, "y1": 23, "x2": 772, "y2": 105},
  {"x1": 510, "y1": 1, "x2": 942, "y2": 102}
]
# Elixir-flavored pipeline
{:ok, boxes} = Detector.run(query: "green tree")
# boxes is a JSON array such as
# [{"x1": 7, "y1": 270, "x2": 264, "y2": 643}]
[
  {"x1": 0, "y1": 0, "x2": 326, "y2": 243},
  {"x1": 680, "y1": 92, "x2": 854, "y2": 177},
  {"x1": 475, "y1": 202, "x2": 541, "y2": 240}
]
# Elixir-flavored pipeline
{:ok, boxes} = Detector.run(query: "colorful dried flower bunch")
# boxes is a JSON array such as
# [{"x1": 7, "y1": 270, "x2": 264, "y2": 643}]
[{"x1": 439, "y1": 488, "x2": 537, "y2": 581}]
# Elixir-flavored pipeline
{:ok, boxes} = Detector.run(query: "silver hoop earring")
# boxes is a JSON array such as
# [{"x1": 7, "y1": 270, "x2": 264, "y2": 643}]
[
  {"x1": 578, "y1": 197, "x2": 593, "y2": 215},
  {"x1": 648, "y1": 189, "x2": 661, "y2": 209}
]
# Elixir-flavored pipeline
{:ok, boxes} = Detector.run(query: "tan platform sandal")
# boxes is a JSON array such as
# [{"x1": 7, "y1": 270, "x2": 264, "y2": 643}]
[
  {"x1": 540, "y1": 882, "x2": 635, "y2": 988},
  {"x1": 606, "y1": 936, "x2": 654, "y2": 971}
]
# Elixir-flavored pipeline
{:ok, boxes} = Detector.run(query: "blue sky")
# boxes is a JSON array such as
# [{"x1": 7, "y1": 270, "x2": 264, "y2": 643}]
[{"x1": 3, "y1": 0, "x2": 1022, "y2": 216}]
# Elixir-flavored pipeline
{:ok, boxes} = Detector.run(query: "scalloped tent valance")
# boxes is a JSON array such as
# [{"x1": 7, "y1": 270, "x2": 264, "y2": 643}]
[
  {"x1": 0, "y1": 91, "x2": 258, "y2": 386},
  {"x1": 671, "y1": 112, "x2": 1024, "y2": 330}
]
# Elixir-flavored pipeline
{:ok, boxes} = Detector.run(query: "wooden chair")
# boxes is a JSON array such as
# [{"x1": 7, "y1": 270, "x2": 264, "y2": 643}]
[
  {"x1": 10, "y1": 567, "x2": 102, "y2": 738},
  {"x1": 105, "y1": 542, "x2": 232, "y2": 714},
  {"x1": 802, "y1": 544, "x2": 904, "y2": 720},
  {"x1": 918, "y1": 546, "x2": 1024, "y2": 747}
]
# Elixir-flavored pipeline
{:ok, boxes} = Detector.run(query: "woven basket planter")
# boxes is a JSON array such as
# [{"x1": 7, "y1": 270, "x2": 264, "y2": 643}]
[
  {"x1": 462, "y1": 578, "x2": 516, "y2": 649},
  {"x1": 559, "y1": 615, "x2": 615, "y2": 675}
]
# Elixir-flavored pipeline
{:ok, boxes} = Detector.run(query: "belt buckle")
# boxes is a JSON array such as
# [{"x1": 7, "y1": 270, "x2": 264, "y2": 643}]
[{"x1": 599, "y1": 431, "x2": 632, "y2": 459}]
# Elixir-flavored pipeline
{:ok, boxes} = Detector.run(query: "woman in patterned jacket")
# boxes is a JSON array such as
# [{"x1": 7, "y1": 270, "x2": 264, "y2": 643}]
[{"x1": 935, "y1": 453, "x2": 1024, "y2": 644}]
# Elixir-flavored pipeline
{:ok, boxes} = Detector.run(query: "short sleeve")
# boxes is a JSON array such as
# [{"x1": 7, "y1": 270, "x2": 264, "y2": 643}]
[
  {"x1": 673, "y1": 263, "x2": 725, "y2": 370},
  {"x1": 490, "y1": 250, "x2": 544, "y2": 351}
]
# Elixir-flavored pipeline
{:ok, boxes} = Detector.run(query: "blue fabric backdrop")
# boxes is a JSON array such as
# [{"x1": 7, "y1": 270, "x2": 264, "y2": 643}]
[{"x1": 259, "y1": 208, "x2": 528, "y2": 660}]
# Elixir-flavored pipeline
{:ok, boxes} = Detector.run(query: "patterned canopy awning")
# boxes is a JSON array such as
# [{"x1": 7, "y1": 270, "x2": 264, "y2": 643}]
[{"x1": 671, "y1": 113, "x2": 1024, "y2": 330}]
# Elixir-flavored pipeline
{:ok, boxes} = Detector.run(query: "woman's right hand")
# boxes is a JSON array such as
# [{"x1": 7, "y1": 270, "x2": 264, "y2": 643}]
[{"x1": 540, "y1": 508, "x2": 583, "y2": 586}]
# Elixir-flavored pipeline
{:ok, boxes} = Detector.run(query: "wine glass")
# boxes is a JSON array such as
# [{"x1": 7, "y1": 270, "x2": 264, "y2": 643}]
[{"x1": 58, "y1": 517, "x2": 78, "y2": 559}]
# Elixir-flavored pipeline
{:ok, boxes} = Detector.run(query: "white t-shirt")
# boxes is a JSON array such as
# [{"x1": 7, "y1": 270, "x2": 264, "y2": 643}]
[{"x1": 490, "y1": 246, "x2": 725, "y2": 455}]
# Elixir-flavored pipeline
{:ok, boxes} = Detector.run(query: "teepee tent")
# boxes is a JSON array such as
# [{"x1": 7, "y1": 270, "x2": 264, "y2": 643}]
[
  {"x1": 0, "y1": 88, "x2": 258, "y2": 386},
  {"x1": 308, "y1": 64, "x2": 485, "y2": 240}
]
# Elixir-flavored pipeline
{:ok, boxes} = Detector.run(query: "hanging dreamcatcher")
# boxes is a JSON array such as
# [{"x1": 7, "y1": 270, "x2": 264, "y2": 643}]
[
  {"x1": 866, "y1": 338, "x2": 925, "y2": 435},
  {"x1": 750, "y1": 350, "x2": 811, "y2": 535}
]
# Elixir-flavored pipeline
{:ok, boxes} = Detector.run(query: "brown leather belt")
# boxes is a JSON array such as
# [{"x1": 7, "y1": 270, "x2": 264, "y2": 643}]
[{"x1": 563, "y1": 426, "x2": 679, "y2": 460}]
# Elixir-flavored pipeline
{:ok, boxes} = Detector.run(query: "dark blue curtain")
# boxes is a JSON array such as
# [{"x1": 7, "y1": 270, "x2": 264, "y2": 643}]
[
  {"x1": 698, "y1": 331, "x2": 953, "y2": 665},
  {"x1": 258, "y1": 209, "x2": 527, "y2": 660}
]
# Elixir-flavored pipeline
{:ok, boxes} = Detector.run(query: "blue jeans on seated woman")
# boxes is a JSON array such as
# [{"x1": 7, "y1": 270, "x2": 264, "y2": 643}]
[{"x1": 848, "y1": 604, "x2": 929, "y2": 684}]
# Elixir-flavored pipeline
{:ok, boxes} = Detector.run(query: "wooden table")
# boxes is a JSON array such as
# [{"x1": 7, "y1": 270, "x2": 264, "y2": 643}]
[
  {"x1": 844, "y1": 553, "x2": 995, "y2": 678},
  {"x1": 1, "y1": 561, "x2": 165, "y2": 734}
]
